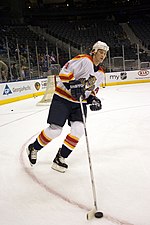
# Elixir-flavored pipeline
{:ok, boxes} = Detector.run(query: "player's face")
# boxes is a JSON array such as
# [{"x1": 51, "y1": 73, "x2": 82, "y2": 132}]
[{"x1": 94, "y1": 49, "x2": 107, "y2": 64}]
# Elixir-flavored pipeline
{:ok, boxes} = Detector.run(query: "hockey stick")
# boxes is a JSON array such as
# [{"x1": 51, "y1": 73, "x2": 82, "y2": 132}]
[
  {"x1": 79, "y1": 96, "x2": 103, "y2": 220},
  {"x1": 103, "y1": 72, "x2": 106, "y2": 88}
]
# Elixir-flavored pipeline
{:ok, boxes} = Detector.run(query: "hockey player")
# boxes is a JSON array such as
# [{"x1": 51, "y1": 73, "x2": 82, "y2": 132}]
[{"x1": 27, "y1": 41, "x2": 109, "y2": 173}]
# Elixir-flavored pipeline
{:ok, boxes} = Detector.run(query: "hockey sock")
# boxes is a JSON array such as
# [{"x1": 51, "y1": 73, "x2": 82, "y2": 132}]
[
  {"x1": 60, "y1": 133, "x2": 79, "y2": 158},
  {"x1": 60, "y1": 145, "x2": 72, "y2": 158},
  {"x1": 34, "y1": 130, "x2": 52, "y2": 150},
  {"x1": 33, "y1": 139, "x2": 43, "y2": 150}
]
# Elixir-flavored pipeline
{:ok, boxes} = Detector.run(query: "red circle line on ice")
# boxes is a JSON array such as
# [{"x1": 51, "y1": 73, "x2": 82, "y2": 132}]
[{"x1": 20, "y1": 136, "x2": 135, "y2": 225}]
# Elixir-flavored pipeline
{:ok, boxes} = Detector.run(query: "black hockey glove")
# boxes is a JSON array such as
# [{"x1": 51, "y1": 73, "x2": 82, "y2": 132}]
[
  {"x1": 87, "y1": 95, "x2": 102, "y2": 111},
  {"x1": 69, "y1": 80, "x2": 85, "y2": 100}
]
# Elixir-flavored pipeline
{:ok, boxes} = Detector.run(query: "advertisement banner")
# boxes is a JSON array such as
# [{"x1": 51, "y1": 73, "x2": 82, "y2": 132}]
[
  {"x1": 0, "y1": 78, "x2": 47, "y2": 104},
  {"x1": 106, "y1": 69, "x2": 150, "y2": 85}
]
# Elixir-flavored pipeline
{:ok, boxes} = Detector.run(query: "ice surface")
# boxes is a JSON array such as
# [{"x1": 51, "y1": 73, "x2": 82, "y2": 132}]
[{"x1": 0, "y1": 83, "x2": 150, "y2": 225}]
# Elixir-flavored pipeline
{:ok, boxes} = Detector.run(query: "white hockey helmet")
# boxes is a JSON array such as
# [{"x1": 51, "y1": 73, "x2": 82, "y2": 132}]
[{"x1": 92, "y1": 41, "x2": 109, "y2": 53}]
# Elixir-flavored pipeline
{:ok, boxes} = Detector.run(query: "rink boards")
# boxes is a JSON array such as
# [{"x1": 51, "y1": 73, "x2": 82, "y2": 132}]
[{"x1": 0, "y1": 69, "x2": 150, "y2": 105}]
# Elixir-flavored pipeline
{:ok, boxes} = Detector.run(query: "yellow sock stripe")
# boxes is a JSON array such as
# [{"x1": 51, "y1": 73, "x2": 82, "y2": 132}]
[{"x1": 64, "y1": 141, "x2": 75, "y2": 150}]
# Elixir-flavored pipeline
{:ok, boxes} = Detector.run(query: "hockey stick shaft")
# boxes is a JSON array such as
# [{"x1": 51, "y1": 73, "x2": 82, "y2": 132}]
[{"x1": 79, "y1": 96, "x2": 98, "y2": 211}]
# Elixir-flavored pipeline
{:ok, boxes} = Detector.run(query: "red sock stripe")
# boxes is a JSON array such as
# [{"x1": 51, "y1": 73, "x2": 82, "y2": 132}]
[
  {"x1": 65, "y1": 134, "x2": 79, "y2": 148},
  {"x1": 38, "y1": 130, "x2": 51, "y2": 146}
]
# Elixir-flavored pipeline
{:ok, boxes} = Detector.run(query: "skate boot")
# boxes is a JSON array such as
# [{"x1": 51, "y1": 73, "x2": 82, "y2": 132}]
[
  {"x1": 26, "y1": 144, "x2": 38, "y2": 166},
  {"x1": 51, "y1": 148, "x2": 68, "y2": 173}
]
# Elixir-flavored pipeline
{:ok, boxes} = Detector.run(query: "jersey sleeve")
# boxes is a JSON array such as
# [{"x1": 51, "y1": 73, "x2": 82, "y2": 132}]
[
  {"x1": 58, "y1": 61, "x2": 74, "y2": 83},
  {"x1": 58, "y1": 57, "x2": 94, "y2": 84}
]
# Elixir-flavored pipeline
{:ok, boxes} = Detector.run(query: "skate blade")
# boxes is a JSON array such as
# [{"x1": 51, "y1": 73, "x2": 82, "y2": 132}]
[
  {"x1": 87, "y1": 208, "x2": 96, "y2": 220},
  {"x1": 51, "y1": 163, "x2": 66, "y2": 173}
]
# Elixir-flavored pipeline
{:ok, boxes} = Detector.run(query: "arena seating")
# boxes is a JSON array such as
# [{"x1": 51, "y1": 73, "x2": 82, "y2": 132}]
[
  {"x1": 0, "y1": 16, "x2": 150, "y2": 82},
  {"x1": 129, "y1": 18, "x2": 150, "y2": 50}
]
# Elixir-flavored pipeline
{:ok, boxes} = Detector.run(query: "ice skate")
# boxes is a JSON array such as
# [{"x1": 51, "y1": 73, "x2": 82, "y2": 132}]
[
  {"x1": 26, "y1": 144, "x2": 38, "y2": 166},
  {"x1": 51, "y1": 148, "x2": 68, "y2": 173}
]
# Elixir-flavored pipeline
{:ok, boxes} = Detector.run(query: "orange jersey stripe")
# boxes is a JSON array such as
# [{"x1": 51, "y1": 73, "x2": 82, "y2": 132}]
[
  {"x1": 98, "y1": 66, "x2": 105, "y2": 73},
  {"x1": 72, "y1": 54, "x2": 93, "y2": 63},
  {"x1": 59, "y1": 72, "x2": 74, "y2": 81},
  {"x1": 55, "y1": 86, "x2": 87, "y2": 103},
  {"x1": 55, "y1": 86, "x2": 76, "y2": 101}
]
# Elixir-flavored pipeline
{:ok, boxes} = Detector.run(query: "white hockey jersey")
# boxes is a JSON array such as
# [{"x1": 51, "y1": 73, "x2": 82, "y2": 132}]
[{"x1": 55, "y1": 54, "x2": 105, "y2": 102}]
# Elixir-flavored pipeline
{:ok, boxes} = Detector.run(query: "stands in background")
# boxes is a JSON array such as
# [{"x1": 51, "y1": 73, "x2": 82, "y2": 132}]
[{"x1": 0, "y1": 15, "x2": 150, "y2": 82}]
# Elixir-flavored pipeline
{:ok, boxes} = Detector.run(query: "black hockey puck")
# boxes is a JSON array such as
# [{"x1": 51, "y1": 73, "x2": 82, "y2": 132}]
[{"x1": 95, "y1": 212, "x2": 103, "y2": 218}]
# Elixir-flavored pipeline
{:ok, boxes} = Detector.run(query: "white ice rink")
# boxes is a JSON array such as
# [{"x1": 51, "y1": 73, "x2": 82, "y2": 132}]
[{"x1": 0, "y1": 83, "x2": 150, "y2": 225}]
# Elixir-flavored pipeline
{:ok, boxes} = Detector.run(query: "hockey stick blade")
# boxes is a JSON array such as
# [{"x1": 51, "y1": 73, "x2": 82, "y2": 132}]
[{"x1": 87, "y1": 208, "x2": 96, "y2": 220}]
